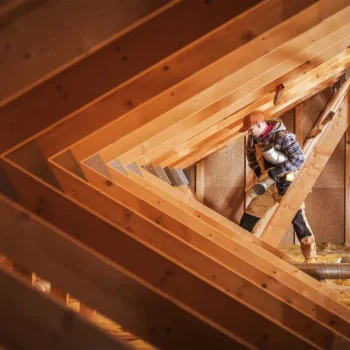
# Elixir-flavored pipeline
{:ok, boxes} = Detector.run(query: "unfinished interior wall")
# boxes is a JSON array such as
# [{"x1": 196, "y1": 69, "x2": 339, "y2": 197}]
[
  {"x1": 201, "y1": 87, "x2": 346, "y2": 245},
  {"x1": 303, "y1": 87, "x2": 345, "y2": 245}
]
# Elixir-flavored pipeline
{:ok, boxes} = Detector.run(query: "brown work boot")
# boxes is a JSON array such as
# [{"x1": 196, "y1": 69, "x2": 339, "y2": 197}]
[
  {"x1": 303, "y1": 257, "x2": 317, "y2": 264},
  {"x1": 300, "y1": 235, "x2": 317, "y2": 262}
]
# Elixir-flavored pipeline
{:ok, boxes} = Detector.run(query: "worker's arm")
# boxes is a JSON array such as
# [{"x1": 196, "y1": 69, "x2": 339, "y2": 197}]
[
  {"x1": 246, "y1": 135, "x2": 261, "y2": 177},
  {"x1": 268, "y1": 132, "x2": 305, "y2": 179}
]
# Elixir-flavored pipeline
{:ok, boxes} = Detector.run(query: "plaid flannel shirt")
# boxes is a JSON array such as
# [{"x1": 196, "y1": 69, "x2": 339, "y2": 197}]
[{"x1": 246, "y1": 127, "x2": 305, "y2": 175}]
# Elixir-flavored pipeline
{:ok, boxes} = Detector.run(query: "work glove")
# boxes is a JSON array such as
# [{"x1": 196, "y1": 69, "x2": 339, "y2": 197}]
[{"x1": 246, "y1": 171, "x2": 276, "y2": 199}]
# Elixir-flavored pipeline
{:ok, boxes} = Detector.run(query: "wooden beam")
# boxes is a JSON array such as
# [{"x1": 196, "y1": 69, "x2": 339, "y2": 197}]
[
  {"x1": 92, "y1": 162, "x2": 350, "y2": 313},
  {"x1": 146, "y1": 39, "x2": 350, "y2": 167},
  {"x1": 98, "y1": 4, "x2": 350, "y2": 166},
  {"x1": 34, "y1": 0, "x2": 320, "y2": 161},
  {"x1": 174, "y1": 63, "x2": 349, "y2": 169},
  {"x1": 295, "y1": 104, "x2": 305, "y2": 145},
  {"x1": 12, "y1": 262, "x2": 35, "y2": 285},
  {"x1": 136, "y1": 42, "x2": 350, "y2": 168},
  {"x1": 261, "y1": 90, "x2": 350, "y2": 246},
  {"x1": 184, "y1": 73, "x2": 345, "y2": 166},
  {"x1": 0, "y1": 194, "x2": 239, "y2": 350},
  {"x1": 50, "y1": 161, "x2": 343, "y2": 349},
  {"x1": 3, "y1": 158, "x2": 322, "y2": 349},
  {"x1": 345, "y1": 125, "x2": 350, "y2": 246},
  {"x1": 0, "y1": 0, "x2": 45, "y2": 30},
  {"x1": 0, "y1": 255, "x2": 12, "y2": 270},
  {"x1": 0, "y1": 0, "x2": 264, "y2": 155},
  {"x1": 0, "y1": 0, "x2": 172, "y2": 106},
  {"x1": 52, "y1": 159, "x2": 350, "y2": 345},
  {"x1": 0, "y1": 267, "x2": 131, "y2": 350},
  {"x1": 168, "y1": 50, "x2": 350, "y2": 168},
  {"x1": 195, "y1": 161, "x2": 204, "y2": 203}
]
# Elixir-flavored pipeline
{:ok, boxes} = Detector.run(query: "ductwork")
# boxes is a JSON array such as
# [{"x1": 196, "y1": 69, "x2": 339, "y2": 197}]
[
  {"x1": 291, "y1": 263, "x2": 350, "y2": 280},
  {"x1": 262, "y1": 144, "x2": 288, "y2": 165}
]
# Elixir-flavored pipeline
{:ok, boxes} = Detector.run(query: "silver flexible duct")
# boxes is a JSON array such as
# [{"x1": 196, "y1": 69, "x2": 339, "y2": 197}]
[{"x1": 262, "y1": 144, "x2": 288, "y2": 165}]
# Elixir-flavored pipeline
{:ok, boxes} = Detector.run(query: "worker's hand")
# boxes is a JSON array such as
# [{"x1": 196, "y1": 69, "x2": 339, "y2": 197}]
[{"x1": 267, "y1": 167, "x2": 283, "y2": 181}]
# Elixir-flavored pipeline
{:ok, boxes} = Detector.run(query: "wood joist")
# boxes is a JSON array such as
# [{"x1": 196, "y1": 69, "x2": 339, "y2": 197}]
[
  {"x1": 2, "y1": 1, "x2": 350, "y2": 348},
  {"x1": 172, "y1": 56, "x2": 350, "y2": 169},
  {"x1": 0, "y1": 0, "x2": 172, "y2": 107},
  {"x1": 0, "y1": 262, "x2": 131, "y2": 350},
  {"x1": 0, "y1": 0, "x2": 266, "y2": 155},
  {"x1": 2, "y1": 0, "x2": 325, "y2": 159},
  {"x1": 0, "y1": 157, "x2": 339, "y2": 350},
  {"x1": 0, "y1": 193, "x2": 238, "y2": 350},
  {"x1": 115, "y1": 41, "x2": 350, "y2": 168},
  {"x1": 94, "y1": 1, "x2": 350, "y2": 167}
]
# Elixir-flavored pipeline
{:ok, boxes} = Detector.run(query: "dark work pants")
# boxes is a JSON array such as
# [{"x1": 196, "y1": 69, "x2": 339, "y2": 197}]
[{"x1": 239, "y1": 209, "x2": 313, "y2": 241}]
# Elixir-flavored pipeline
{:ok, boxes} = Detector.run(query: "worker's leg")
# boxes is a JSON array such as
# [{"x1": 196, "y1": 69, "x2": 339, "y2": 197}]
[
  {"x1": 292, "y1": 203, "x2": 317, "y2": 262},
  {"x1": 240, "y1": 188, "x2": 274, "y2": 232},
  {"x1": 239, "y1": 212, "x2": 260, "y2": 232}
]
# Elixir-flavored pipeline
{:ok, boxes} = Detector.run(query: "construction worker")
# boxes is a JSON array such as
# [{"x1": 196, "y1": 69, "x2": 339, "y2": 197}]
[{"x1": 238, "y1": 110, "x2": 317, "y2": 263}]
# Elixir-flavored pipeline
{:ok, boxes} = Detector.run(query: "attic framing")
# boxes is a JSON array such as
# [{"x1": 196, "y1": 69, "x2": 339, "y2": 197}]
[{"x1": 2, "y1": 1, "x2": 350, "y2": 349}]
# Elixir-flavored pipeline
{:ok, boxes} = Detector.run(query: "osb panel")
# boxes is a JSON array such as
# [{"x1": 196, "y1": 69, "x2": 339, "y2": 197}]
[
  {"x1": 303, "y1": 86, "x2": 333, "y2": 138},
  {"x1": 280, "y1": 225, "x2": 295, "y2": 245},
  {"x1": 204, "y1": 138, "x2": 244, "y2": 222},
  {"x1": 204, "y1": 185, "x2": 244, "y2": 222},
  {"x1": 305, "y1": 188, "x2": 344, "y2": 245},
  {"x1": 280, "y1": 110, "x2": 295, "y2": 133},
  {"x1": 205, "y1": 140, "x2": 244, "y2": 187},
  {"x1": 314, "y1": 135, "x2": 345, "y2": 189}
]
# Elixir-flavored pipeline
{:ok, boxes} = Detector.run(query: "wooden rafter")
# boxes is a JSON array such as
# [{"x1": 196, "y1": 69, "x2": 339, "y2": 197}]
[
  {"x1": 0, "y1": 158, "x2": 252, "y2": 349},
  {"x1": 33, "y1": 0, "x2": 324, "y2": 161},
  {"x1": 0, "y1": 0, "x2": 264, "y2": 156},
  {"x1": 0, "y1": 269, "x2": 129, "y2": 350},
  {"x1": 78, "y1": 160, "x2": 350, "y2": 313},
  {"x1": 0, "y1": 193, "x2": 242, "y2": 350},
  {"x1": 2, "y1": 1, "x2": 350, "y2": 347},
  {"x1": 47, "y1": 161, "x2": 350, "y2": 348},
  {"x1": 346, "y1": 125, "x2": 350, "y2": 246},
  {"x1": 97, "y1": 3, "x2": 350, "y2": 166},
  {"x1": 148, "y1": 40, "x2": 350, "y2": 167},
  {"x1": 175, "y1": 64, "x2": 348, "y2": 169},
  {"x1": 50, "y1": 155, "x2": 350, "y2": 344},
  {"x1": 121, "y1": 44, "x2": 350, "y2": 168},
  {"x1": 0, "y1": 0, "x2": 172, "y2": 106}
]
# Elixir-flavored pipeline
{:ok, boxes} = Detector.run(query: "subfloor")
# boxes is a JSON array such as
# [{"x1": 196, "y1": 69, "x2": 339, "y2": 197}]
[{"x1": 68, "y1": 244, "x2": 350, "y2": 349}]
